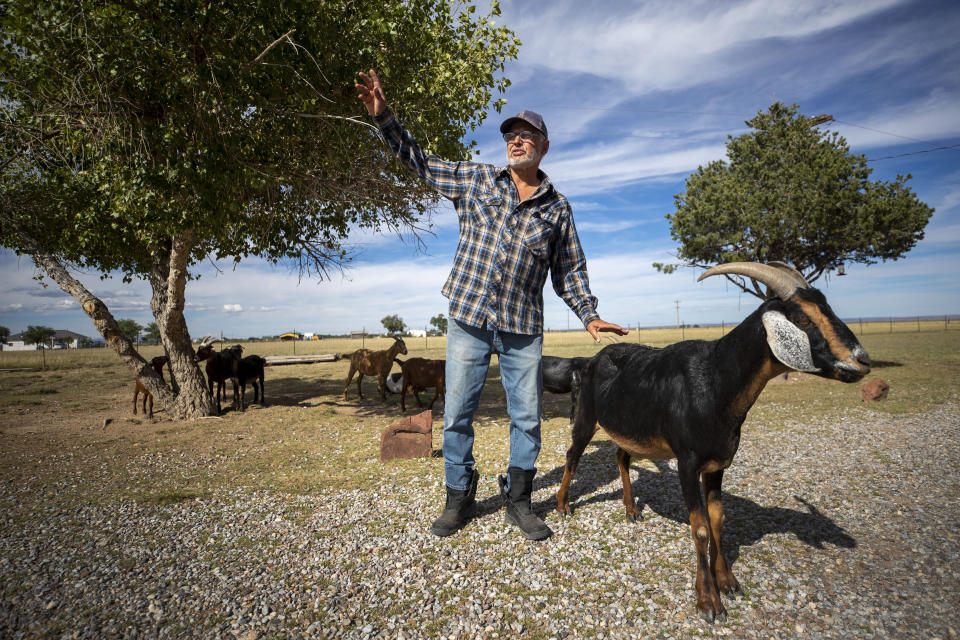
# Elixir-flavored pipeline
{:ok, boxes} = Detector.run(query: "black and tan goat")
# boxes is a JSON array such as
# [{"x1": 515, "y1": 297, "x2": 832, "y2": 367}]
[
  {"x1": 541, "y1": 355, "x2": 590, "y2": 421},
  {"x1": 133, "y1": 355, "x2": 169, "y2": 418},
  {"x1": 205, "y1": 344, "x2": 244, "y2": 413},
  {"x1": 342, "y1": 336, "x2": 407, "y2": 402},
  {"x1": 555, "y1": 262, "x2": 870, "y2": 623}
]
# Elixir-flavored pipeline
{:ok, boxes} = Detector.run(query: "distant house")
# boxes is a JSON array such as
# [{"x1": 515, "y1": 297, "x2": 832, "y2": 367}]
[
  {"x1": 5, "y1": 329, "x2": 90, "y2": 350},
  {"x1": 408, "y1": 329, "x2": 427, "y2": 338},
  {"x1": 52, "y1": 330, "x2": 88, "y2": 349}
]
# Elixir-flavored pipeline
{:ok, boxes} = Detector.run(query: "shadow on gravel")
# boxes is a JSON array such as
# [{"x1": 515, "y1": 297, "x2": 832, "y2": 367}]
[{"x1": 532, "y1": 440, "x2": 857, "y2": 562}]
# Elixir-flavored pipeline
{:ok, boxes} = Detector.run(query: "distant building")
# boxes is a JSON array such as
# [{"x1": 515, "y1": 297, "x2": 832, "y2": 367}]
[
  {"x1": 278, "y1": 332, "x2": 301, "y2": 341},
  {"x1": 408, "y1": 329, "x2": 427, "y2": 338},
  {"x1": 5, "y1": 329, "x2": 90, "y2": 350},
  {"x1": 350, "y1": 330, "x2": 368, "y2": 339}
]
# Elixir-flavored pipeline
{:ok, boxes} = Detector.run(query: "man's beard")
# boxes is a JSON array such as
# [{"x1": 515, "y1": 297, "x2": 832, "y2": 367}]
[{"x1": 507, "y1": 145, "x2": 542, "y2": 170}]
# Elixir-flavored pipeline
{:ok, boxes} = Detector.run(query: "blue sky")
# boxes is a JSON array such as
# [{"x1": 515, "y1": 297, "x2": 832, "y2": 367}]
[{"x1": 2, "y1": 0, "x2": 959, "y2": 339}]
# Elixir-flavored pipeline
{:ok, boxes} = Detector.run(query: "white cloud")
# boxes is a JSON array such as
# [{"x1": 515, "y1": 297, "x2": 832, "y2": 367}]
[
  {"x1": 224, "y1": 304, "x2": 244, "y2": 313},
  {"x1": 505, "y1": 0, "x2": 905, "y2": 94}
]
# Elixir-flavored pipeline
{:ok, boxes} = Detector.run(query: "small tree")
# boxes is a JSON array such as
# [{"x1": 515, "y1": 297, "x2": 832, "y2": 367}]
[
  {"x1": 23, "y1": 325, "x2": 55, "y2": 349},
  {"x1": 381, "y1": 314, "x2": 406, "y2": 335},
  {"x1": 144, "y1": 322, "x2": 162, "y2": 344},
  {"x1": 0, "y1": 325, "x2": 9, "y2": 344},
  {"x1": 430, "y1": 313, "x2": 448, "y2": 335},
  {"x1": 655, "y1": 102, "x2": 933, "y2": 297},
  {"x1": 116, "y1": 319, "x2": 143, "y2": 344},
  {"x1": 77, "y1": 336, "x2": 94, "y2": 348}
]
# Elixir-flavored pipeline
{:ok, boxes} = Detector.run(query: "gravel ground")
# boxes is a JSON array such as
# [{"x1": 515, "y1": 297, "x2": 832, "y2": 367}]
[{"x1": 2, "y1": 400, "x2": 958, "y2": 639}]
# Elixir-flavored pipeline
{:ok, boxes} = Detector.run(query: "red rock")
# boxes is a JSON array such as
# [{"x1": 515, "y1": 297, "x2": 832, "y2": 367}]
[
  {"x1": 861, "y1": 379, "x2": 889, "y2": 402},
  {"x1": 380, "y1": 410, "x2": 433, "y2": 461}
]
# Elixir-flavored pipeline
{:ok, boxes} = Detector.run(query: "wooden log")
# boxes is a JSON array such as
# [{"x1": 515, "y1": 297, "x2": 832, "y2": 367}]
[{"x1": 263, "y1": 354, "x2": 340, "y2": 366}]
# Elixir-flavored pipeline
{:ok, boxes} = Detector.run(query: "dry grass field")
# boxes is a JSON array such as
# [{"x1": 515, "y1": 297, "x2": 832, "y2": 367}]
[
  {"x1": 1, "y1": 324, "x2": 958, "y2": 638},
  {"x1": 0, "y1": 325, "x2": 957, "y2": 501}
]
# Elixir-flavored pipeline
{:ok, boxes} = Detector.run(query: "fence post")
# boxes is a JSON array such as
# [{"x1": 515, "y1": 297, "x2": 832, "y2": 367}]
[
  {"x1": 917, "y1": 316, "x2": 921, "y2": 332},
  {"x1": 859, "y1": 317, "x2": 863, "y2": 335},
  {"x1": 889, "y1": 317, "x2": 893, "y2": 333}
]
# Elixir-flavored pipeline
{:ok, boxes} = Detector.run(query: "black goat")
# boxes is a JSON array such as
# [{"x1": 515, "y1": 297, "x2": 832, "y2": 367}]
[
  {"x1": 541, "y1": 355, "x2": 589, "y2": 421},
  {"x1": 555, "y1": 262, "x2": 870, "y2": 623},
  {"x1": 236, "y1": 355, "x2": 266, "y2": 409},
  {"x1": 204, "y1": 344, "x2": 243, "y2": 414}
]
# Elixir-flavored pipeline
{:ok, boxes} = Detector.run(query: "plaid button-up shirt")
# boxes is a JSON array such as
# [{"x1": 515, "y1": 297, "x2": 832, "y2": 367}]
[{"x1": 373, "y1": 108, "x2": 599, "y2": 336}]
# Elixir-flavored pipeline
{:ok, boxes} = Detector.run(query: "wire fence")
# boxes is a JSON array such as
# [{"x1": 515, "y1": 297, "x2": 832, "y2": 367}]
[{"x1": 1, "y1": 317, "x2": 955, "y2": 371}]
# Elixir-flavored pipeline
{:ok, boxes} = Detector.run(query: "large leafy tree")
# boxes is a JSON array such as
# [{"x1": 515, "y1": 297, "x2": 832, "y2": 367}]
[
  {"x1": 1, "y1": 0, "x2": 520, "y2": 417},
  {"x1": 655, "y1": 102, "x2": 933, "y2": 298}
]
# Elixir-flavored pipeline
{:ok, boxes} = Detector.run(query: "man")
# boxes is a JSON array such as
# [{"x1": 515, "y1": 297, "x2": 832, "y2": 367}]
[{"x1": 357, "y1": 69, "x2": 627, "y2": 540}]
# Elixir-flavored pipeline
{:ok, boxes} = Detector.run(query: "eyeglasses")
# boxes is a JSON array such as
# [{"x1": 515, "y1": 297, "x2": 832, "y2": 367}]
[{"x1": 502, "y1": 130, "x2": 544, "y2": 143}]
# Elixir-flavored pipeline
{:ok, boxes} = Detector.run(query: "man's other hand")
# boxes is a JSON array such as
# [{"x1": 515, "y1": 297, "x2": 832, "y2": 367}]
[{"x1": 586, "y1": 319, "x2": 629, "y2": 343}]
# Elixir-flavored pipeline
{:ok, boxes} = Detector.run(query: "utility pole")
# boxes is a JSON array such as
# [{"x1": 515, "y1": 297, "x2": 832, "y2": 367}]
[{"x1": 674, "y1": 300, "x2": 680, "y2": 329}]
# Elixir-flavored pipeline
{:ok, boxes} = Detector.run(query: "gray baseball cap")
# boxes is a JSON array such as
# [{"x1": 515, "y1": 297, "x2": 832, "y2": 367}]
[{"x1": 500, "y1": 110, "x2": 548, "y2": 138}]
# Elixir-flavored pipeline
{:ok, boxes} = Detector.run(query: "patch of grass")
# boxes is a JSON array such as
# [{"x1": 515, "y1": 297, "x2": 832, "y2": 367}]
[{"x1": 136, "y1": 488, "x2": 208, "y2": 505}]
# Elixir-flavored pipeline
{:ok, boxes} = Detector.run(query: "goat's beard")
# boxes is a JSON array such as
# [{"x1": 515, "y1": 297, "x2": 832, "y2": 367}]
[{"x1": 506, "y1": 145, "x2": 542, "y2": 170}]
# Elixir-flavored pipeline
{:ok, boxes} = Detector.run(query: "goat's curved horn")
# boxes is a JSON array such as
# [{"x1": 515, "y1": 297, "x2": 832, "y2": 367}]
[
  {"x1": 198, "y1": 334, "x2": 212, "y2": 346},
  {"x1": 767, "y1": 261, "x2": 810, "y2": 289},
  {"x1": 697, "y1": 262, "x2": 806, "y2": 300}
]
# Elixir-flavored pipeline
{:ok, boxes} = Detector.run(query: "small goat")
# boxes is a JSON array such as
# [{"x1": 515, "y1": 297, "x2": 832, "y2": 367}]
[
  {"x1": 236, "y1": 354, "x2": 267, "y2": 408},
  {"x1": 393, "y1": 357, "x2": 445, "y2": 412},
  {"x1": 555, "y1": 262, "x2": 871, "y2": 623},
  {"x1": 342, "y1": 336, "x2": 407, "y2": 402},
  {"x1": 205, "y1": 344, "x2": 244, "y2": 413},
  {"x1": 133, "y1": 355, "x2": 169, "y2": 418},
  {"x1": 541, "y1": 355, "x2": 590, "y2": 421}
]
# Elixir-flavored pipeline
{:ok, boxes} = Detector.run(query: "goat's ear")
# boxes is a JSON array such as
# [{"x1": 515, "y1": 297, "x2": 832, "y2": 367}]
[{"x1": 761, "y1": 311, "x2": 820, "y2": 372}]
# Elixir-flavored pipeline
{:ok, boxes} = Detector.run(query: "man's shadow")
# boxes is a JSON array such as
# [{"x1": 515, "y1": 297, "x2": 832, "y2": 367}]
[{"x1": 476, "y1": 440, "x2": 855, "y2": 560}]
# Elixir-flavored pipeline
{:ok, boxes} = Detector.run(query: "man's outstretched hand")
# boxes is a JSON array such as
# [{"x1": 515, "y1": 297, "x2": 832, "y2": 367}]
[
  {"x1": 356, "y1": 69, "x2": 387, "y2": 116},
  {"x1": 586, "y1": 318, "x2": 629, "y2": 343}
]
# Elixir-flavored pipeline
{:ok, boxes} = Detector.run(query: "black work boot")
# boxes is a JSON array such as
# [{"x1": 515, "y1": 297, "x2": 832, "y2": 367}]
[
  {"x1": 430, "y1": 468, "x2": 479, "y2": 537},
  {"x1": 499, "y1": 467, "x2": 552, "y2": 540}
]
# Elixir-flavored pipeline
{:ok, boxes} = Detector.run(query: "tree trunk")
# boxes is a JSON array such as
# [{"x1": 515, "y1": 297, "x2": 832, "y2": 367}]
[
  {"x1": 148, "y1": 230, "x2": 217, "y2": 418},
  {"x1": 14, "y1": 231, "x2": 176, "y2": 411},
  {"x1": 10, "y1": 221, "x2": 216, "y2": 420}
]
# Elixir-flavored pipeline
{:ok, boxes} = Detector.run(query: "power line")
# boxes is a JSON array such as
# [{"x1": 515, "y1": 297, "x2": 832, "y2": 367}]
[{"x1": 867, "y1": 143, "x2": 960, "y2": 162}]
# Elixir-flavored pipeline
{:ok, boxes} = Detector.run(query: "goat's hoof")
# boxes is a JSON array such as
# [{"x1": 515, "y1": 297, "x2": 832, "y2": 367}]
[
  {"x1": 626, "y1": 512, "x2": 643, "y2": 523},
  {"x1": 697, "y1": 604, "x2": 727, "y2": 624}
]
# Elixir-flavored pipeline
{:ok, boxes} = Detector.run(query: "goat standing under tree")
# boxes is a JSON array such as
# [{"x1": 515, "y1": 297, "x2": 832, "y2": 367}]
[
  {"x1": 555, "y1": 262, "x2": 870, "y2": 623},
  {"x1": 342, "y1": 336, "x2": 408, "y2": 402},
  {"x1": 133, "y1": 355, "x2": 169, "y2": 418}
]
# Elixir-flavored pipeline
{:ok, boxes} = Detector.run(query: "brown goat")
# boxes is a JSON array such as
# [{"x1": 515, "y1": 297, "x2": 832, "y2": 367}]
[
  {"x1": 342, "y1": 336, "x2": 408, "y2": 401},
  {"x1": 133, "y1": 356, "x2": 169, "y2": 418},
  {"x1": 394, "y1": 357, "x2": 445, "y2": 412}
]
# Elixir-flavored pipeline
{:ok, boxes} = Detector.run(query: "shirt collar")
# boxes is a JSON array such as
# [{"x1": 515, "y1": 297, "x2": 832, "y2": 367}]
[{"x1": 497, "y1": 166, "x2": 554, "y2": 199}]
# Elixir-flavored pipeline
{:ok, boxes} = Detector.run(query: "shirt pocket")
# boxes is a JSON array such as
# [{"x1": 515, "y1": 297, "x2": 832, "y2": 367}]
[
  {"x1": 470, "y1": 194, "x2": 503, "y2": 227},
  {"x1": 523, "y1": 214, "x2": 558, "y2": 261}
]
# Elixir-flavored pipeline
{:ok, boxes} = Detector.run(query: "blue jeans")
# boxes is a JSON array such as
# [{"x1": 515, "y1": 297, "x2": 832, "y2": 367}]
[{"x1": 443, "y1": 319, "x2": 543, "y2": 490}]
